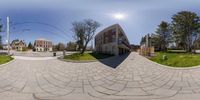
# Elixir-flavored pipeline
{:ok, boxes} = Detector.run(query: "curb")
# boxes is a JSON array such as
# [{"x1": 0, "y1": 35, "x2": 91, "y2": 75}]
[
  {"x1": 0, "y1": 57, "x2": 15, "y2": 67},
  {"x1": 57, "y1": 55, "x2": 117, "y2": 63},
  {"x1": 141, "y1": 54, "x2": 200, "y2": 70},
  {"x1": 57, "y1": 56, "x2": 98, "y2": 63}
]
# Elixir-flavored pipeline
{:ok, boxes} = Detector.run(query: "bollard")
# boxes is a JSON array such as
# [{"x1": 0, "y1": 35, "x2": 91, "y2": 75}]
[
  {"x1": 63, "y1": 50, "x2": 66, "y2": 56},
  {"x1": 53, "y1": 52, "x2": 56, "y2": 57}
]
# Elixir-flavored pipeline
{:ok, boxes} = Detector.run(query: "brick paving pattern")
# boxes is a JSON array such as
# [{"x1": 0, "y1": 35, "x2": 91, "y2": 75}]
[{"x1": 0, "y1": 52, "x2": 200, "y2": 100}]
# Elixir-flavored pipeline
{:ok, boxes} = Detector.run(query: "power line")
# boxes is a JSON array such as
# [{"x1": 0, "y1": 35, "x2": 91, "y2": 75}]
[{"x1": 10, "y1": 21, "x2": 71, "y2": 40}]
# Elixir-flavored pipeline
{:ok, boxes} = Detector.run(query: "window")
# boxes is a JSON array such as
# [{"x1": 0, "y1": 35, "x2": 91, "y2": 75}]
[
  {"x1": 112, "y1": 35, "x2": 116, "y2": 42},
  {"x1": 112, "y1": 29, "x2": 116, "y2": 33},
  {"x1": 104, "y1": 32, "x2": 106, "y2": 36},
  {"x1": 105, "y1": 37, "x2": 108, "y2": 43}
]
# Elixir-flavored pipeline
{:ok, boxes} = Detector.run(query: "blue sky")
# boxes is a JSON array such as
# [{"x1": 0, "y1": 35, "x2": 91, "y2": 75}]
[{"x1": 0, "y1": 0, "x2": 199, "y2": 45}]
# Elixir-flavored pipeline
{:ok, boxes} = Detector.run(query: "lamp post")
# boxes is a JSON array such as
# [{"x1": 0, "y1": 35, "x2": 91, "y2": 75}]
[{"x1": 6, "y1": 16, "x2": 10, "y2": 55}]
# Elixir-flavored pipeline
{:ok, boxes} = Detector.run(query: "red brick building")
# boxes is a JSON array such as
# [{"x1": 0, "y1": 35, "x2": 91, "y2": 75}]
[
  {"x1": 34, "y1": 38, "x2": 53, "y2": 52},
  {"x1": 95, "y1": 24, "x2": 130, "y2": 55}
]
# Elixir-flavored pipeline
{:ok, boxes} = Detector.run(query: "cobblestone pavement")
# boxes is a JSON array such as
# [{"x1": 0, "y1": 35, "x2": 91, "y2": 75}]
[{"x1": 0, "y1": 52, "x2": 200, "y2": 100}]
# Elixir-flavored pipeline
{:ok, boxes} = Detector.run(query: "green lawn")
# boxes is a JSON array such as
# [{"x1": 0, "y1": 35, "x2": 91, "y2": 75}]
[
  {"x1": 64, "y1": 53, "x2": 113, "y2": 61},
  {"x1": 0, "y1": 55, "x2": 14, "y2": 64},
  {"x1": 167, "y1": 50, "x2": 186, "y2": 53},
  {"x1": 149, "y1": 52, "x2": 200, "y2": 67}
]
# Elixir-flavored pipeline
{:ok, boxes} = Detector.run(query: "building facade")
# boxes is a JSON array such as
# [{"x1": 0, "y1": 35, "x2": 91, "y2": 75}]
[
  {"x1": 11, "y1": 39, "x2": 26, "y2": 51},
  {"x1": 139, "y1": 34, "x2": 155, "y2": 56},
  {"x1": 95, "y1": 24, "x2": 130, "y2": 55},
  {"x1": 34, "y1": 39, "x2": 53, "y2": 52}
]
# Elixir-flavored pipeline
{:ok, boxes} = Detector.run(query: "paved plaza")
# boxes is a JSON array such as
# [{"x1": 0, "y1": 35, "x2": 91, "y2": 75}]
[{"x1": 0, "y1": 52, "x2": 200, "y2": 100}]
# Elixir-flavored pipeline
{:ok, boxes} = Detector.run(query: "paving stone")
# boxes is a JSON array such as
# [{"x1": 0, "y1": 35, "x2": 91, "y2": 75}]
[
  {"x1": 127, "y1": 81, "x2": 141, "y2": 88},
  {"x1": 148, "y1": 88, "x2": 178, "y2": 96},
  {"x1": 68, "y1": 81, "x2": 82, "y2": 88},
  {"x1": 0, "y1": 52, "x2": 199, "y2": 100},
  {"x1": 116, "y1": 88, "x2": 148, "y2": 96},
  {"x1": 90, "y1": 80, "x2": 104, "y2": 87},
  {"x1": 94, "y1": 86, "x2": 108, "y2": 92},
  {"x1": 104, "y1": 83, "x2": 125, "y2": 91}
]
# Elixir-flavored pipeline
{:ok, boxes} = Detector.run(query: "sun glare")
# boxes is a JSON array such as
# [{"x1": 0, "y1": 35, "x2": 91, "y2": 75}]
[{"x1": 113, "y1": 13, "x2": 126, "y2": 20}]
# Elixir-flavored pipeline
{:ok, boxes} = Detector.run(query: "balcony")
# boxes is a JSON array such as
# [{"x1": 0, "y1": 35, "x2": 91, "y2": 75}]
[{"x1": 118, "y1": 38, "x2": 131, "y2": 49}]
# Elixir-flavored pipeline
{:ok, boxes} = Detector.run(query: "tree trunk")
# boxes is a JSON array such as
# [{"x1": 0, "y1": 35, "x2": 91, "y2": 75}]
[
  {"x1": 186, "y1": 34, "x2": 192, "y2": 53},
  {"x1": 193, "y1": 36, "x2": 198, "y2": 54},
  {"x1": 186, "y1": 43, "x2": 192, "y2": 53},
  {"x1": 80, "y1": 42, "x2": 89, "y2": 54},
  {"x1": 163, "y1": 42, "x2": 167, "y2": 52}
]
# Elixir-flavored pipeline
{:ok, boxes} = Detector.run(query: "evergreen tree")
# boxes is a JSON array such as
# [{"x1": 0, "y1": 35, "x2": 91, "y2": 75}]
[
  {"x1": 155, "y1": 21, "x2": 171, "y2": 51},
  {"x1": 171, "y1": 11, "x2": 200, "y2": 52},
  {"x1": 28, "y1": 42, "x2": 33, "y2": 49}
]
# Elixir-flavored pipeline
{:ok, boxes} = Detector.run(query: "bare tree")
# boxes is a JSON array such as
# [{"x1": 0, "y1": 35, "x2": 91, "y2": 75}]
[
  {"x1": 72, "y1": 19, "x2": 100, "y2": 54},
  {"x1": 71, "y1": 22, "x2": 85, "y2": 51}
]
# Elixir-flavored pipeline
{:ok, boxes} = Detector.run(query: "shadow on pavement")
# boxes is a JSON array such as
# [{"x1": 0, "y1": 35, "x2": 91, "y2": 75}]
[{"x1": 98, "y1": 52, "x2": 130, "y2": 68}]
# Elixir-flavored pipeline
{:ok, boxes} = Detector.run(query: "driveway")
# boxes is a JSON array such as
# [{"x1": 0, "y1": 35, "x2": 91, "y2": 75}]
[{"x1": 0, "y1": 52, "x2": 200, "y2": 100}]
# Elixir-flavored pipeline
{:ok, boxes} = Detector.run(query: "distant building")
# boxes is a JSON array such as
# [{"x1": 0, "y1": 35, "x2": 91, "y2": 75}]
[
  {"x1": 139, "y1": 34, "x2": 155, "y2": 56},
  {"x1": 95, "y1": 24, "x2": 130, "y2": 55},
  {"x1": 130, "y1": 44, "x2": 140, "y2": 51},
  {"x1": 11, "y1": 39, "x2": 26, "y2": 51},
  {"x1": 34, "y1": 38, "x2": 53, "y2": 52},
  {"x1": 2, "y1": 44, "x2": 11, "y2": 50}
]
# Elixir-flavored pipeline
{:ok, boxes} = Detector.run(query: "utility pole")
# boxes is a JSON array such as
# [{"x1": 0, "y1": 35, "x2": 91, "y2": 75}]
[{"x1": 6, "y1": 16, "x2": 10, "y2": 55}]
